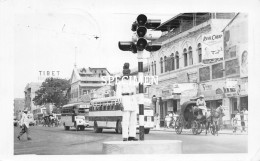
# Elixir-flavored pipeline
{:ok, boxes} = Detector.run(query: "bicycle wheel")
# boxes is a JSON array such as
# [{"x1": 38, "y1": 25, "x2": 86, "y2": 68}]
[
  {"x1": 191, "y1": 121, "x2": 198, "y2": 135},
  {"x1": 175, "y1": 117, "x2": 183, "y2": 134},
  {"x1": 210, "y1": 123, "x2": 216, "y2": 135},
  {"x1": 197, "y1": 122, "x2": 203, "y2": 134}
]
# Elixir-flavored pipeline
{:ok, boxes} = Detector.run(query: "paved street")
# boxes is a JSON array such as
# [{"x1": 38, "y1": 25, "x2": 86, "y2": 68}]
[{"x1": 14, "y1": 126, "x2": 247, "y2": 155}]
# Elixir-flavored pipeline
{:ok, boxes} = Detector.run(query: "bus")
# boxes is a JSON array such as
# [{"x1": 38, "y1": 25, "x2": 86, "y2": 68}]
[
  {"x1": 89, "y1": 96, "x2": 154, "y2": 134},
  {"x1": 61, "y1": 103, "x2": 89, "y2": 131}
]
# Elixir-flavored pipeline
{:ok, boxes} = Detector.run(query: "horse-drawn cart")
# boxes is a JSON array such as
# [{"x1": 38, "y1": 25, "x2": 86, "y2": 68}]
[{"x1": 175, "y1": 101, "x2": 224, "y2": 135}]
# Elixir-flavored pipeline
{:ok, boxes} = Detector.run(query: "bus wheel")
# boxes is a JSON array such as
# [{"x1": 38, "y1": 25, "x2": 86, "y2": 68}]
[
  {"x1": 116, "y1": 120, "x2": 122, "y2": 134},
  {"x1": 80, "y1": 126, "x2": 85, "y2": 131},
  {"x1": 65, "y1": 126, "x2": 70, "y2": 131},
  {"x1": 144, "y1": 128, "x2": 150, "y2": 134}
]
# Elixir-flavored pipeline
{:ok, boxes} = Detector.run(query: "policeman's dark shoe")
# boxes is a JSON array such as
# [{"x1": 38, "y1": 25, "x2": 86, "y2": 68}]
[
  {"x1": 128, "y1": 137, "x2": 138, "y2": 141},
  {"x1": 123, "y1": 138, "x2": 128, "y2": 141},
  {"x1": 27, "y1": 137, "x2": 32, "y2": 140},
  {"x1": 17, "y1": 136, "x2": 20, "y2": 140}
]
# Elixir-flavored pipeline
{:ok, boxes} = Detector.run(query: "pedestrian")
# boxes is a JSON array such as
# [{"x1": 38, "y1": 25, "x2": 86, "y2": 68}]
[
  {"x1": 235, "y1": 111, "x2": 242, "y2": 132},
  {"x1": 155, "y1": 113, "x2": 160, "y2": 129},
  {"x1": 241, "y1": 108, "x2": 248, "y2": 132},
  {"x1": 17, "y1": 108, "x2": 32, "y2": 140},
  {"x1": 231, "y1": 114, "x2": 238, "y2": 133},
  {"x1": 165, "y1": 114, "x2": 171, "y2": 128},
  {"x1": 116, "y1": 62, "x2": 138, "y2": 141}
]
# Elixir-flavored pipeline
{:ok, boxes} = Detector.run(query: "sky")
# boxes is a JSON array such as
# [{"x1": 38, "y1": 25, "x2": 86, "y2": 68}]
[
  {"x1": 13, "y1": 0, "x2": 176, "y2": 98},
  {"x1": 12, "y1": 0, "x2": 258, "y2": 99}
]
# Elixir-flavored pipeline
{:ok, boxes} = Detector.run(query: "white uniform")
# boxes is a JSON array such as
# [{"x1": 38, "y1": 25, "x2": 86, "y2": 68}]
[
  {"x1": 20, "y1": 112, "x2": 30, "y2": 128},
  {"x1": 18, "y1": 112, "x2": 31, "y2": 139},
  {"x1": 196, "y1": 99, "x2": 207, "y2": 116},
  {"x1": 116, "y1": 79, "x2": 138, "y2": 138}
]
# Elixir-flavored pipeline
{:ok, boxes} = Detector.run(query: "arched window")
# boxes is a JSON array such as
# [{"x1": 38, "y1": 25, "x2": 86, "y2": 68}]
[
  {"x1": 154, "y1": 61, "x2": 156, "y2": 75},
  {"x1": 175, "y1": 51, "x2": 179, "y2": 69},
  {"x1": 171, "y1": 53, "x2": 175, "y2": 70},
  {"x1": 164, "y1": 56, "x2": 167, "y2": 72},
  {"x1": 160, "y1": 57, "x2": 163, "y2": 73},
  {"x1": 188, "y1": 46, "x2": 193, "y2": 65},
  {"x1": 183, "y1": 48, "x2": 188, "y2": 67},
  {"x1": 151, "y1": 62, "x2": 154, "y2": 75},
  {"x1": 198, "y1": 43, "x2": 202, "y2": 63}
]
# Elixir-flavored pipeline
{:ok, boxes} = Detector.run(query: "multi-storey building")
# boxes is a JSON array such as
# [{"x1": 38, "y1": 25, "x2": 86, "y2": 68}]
[
  {"x1": 222, "y1": 13, "x2": 248, "y2": 118},
  {"x1": 13, "y1": 98, "x2": 25, "y2": 119},
  {"x1": 148, "y1": 13, "x2": 237, "y2": 126},
  {"x1": 24, "y1": 82, "x2": 41, "y2": 114},
  {"x1": 69, "y1": 66, "x2": 111, "y2": 104}
]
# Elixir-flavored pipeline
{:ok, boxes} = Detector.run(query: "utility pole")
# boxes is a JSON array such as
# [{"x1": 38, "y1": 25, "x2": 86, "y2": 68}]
[{"x1": 118, "y1": 14, "x2": 162, "y2": 140}]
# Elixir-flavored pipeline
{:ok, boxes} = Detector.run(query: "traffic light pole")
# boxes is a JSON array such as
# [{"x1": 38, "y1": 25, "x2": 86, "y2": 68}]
[{"x1": 138, "y1": 51, "x2": 145, "y2": 141}]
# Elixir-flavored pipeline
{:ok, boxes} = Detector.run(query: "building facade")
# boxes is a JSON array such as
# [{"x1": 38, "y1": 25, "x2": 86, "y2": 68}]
[
  {"x1": 69, "y1": 66, "x2": 111, "y2": 104},
  {"x1": 148, "y1": 13, "x2": 237, "y2": 126},
  {"x1": 24, "y1": 82, "x2": 41, "y2": 114},
  {"x1": 13, "y1": 98, "x2": 25, "y2": 119},
  {"x1": 222, "y1": 13, "x2": 248, "y2": 119}
]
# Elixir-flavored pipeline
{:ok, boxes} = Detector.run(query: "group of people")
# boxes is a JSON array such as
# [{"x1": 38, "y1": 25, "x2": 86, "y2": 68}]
[
  {"x1": 164, "y1": 112, "x2": 178, "y2": 128},
  {"x1": 42, "y1": 115, "x2": 60, "y2": 127},
  {"x1": 232, "y1": 108, "x2": 248, "y2": 133}
]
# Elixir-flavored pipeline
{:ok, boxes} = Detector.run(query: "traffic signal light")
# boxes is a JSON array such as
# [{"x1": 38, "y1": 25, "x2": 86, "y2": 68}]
[
  {"x1": 134, "y1": 14, "x2": 162, "y2": 51},
  {"x1": 118, "y1": 41, "x2": 137, "y2": 53},
  {"x1": 119, "y1": 14, "x2": 162, "y2": 53}
]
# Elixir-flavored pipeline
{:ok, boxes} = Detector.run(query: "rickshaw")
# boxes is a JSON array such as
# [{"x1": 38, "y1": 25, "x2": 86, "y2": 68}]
[{"x1": 175, "y1": 101, "x2": 207, "y2": 135}]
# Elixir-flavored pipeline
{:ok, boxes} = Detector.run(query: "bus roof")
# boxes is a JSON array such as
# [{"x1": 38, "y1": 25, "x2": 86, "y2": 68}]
[
  {"x1": 62, "y1": 103, "x2": 89, "y2": 108},
  {"x1": 90, "y1": 96, "x2": 118, "y2": 103}
]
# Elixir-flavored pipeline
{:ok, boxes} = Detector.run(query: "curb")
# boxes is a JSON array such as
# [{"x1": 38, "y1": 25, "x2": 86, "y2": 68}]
[{"x1": 150, "y1": 128, "x2": 248, "y2": 135}]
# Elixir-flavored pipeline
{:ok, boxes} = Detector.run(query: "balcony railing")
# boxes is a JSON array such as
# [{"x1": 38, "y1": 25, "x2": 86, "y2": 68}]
[{"x1": 154, "y1": 13, "x2": 211, "y2": 43}]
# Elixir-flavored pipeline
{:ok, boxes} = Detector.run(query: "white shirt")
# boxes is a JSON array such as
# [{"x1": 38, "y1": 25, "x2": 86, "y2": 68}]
[
  {"x1": 20, "y1": 112, "x2": 30, "y2": 128},
  {"x1": 116, "y1": 79, "x2": 138, "y2": 111}
]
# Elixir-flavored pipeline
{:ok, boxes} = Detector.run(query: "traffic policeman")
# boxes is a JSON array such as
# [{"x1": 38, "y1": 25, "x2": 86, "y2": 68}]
[{"x1": 116, "y1": 63, "x2": 138, "y2": 141}]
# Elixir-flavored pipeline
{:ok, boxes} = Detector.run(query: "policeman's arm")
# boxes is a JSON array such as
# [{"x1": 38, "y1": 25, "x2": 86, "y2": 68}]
[{"x1": 116, "y1": 82, "x2": 122, "y2": 101}]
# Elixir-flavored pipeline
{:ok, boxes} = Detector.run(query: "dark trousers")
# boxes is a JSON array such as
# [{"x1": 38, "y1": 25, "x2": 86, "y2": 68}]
[{"x1": 18, "y1": 125, "x2": 31, "y2": 139}]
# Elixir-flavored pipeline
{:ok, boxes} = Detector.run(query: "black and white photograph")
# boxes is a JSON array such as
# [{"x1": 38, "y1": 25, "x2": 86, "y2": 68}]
[{"x1": 1, "y1": 0, "x2": 260, "y2": 161}]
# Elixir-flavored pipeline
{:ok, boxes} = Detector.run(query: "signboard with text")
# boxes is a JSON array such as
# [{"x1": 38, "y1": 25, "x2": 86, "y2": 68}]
[{"x1": 202, "y1": 33, "x2": 224, "y2": 64}]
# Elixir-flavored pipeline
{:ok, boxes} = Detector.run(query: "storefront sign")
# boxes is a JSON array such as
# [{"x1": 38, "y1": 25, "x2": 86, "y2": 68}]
[
  {"x1": 172, "y1": 83, "x2": 197, "y2": 94},
  {"x1": 216, "y1": 88, "x2": 224, "y2": 95},
  {"x1": 201, "y1": 84, "x2": 213, "y2": 91},
  {"x1": 224, "y1": 79, "x2": 238, "y2": 97},
  {"x1": 162, "y1": 90, "x2": 171, "y2": 97},
  {"x1": 226, "y1": 79, "x2": 238, "y2": 88},
  {"x1": 202, "y1": 33, "x2": 224, "y2": 64}
]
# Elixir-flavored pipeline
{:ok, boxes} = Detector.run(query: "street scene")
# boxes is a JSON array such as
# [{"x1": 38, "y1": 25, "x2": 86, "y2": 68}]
[
  {"x1": 11, "y1": 0, "x2": 252, "y2": 158},
  {"x1": 14, "y1": 126, "x2": 247, "y2": 155}
]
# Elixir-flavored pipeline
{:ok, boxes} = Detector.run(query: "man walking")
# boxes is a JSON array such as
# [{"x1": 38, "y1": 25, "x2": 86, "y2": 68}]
[
  {"x1": 116, "y1": 63, "x2": 138, "y2": 141},
  {"x1": 17, "y1": 108, "x2": 31, "y2": 140}
]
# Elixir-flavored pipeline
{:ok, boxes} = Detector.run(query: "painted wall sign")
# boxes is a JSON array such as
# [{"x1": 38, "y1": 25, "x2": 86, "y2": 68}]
[{"x1": 202, "y1": 33, "x2": 224, "y2": 64}]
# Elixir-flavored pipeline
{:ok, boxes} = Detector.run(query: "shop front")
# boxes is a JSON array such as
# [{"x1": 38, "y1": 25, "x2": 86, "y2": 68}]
[
  {"x1": 160, "y1": 89, "x2": 180, "y2": 126},
  {"x1": 199, "y1": 80, "x2": 231, "y2": 126}
]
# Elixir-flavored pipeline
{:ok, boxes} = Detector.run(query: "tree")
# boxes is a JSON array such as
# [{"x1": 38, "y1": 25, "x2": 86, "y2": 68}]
[{"x1": 33, "y1": 78, "x2": 70, "y2": 109}]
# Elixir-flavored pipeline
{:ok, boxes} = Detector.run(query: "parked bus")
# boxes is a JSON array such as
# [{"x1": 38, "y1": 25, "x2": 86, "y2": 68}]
[
  {"x1": 89, "y1": 96, "x2": 154, "y2": 134},
  {"x1": 61, "y1": 103, "x2": 89, "y2": 131}
]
